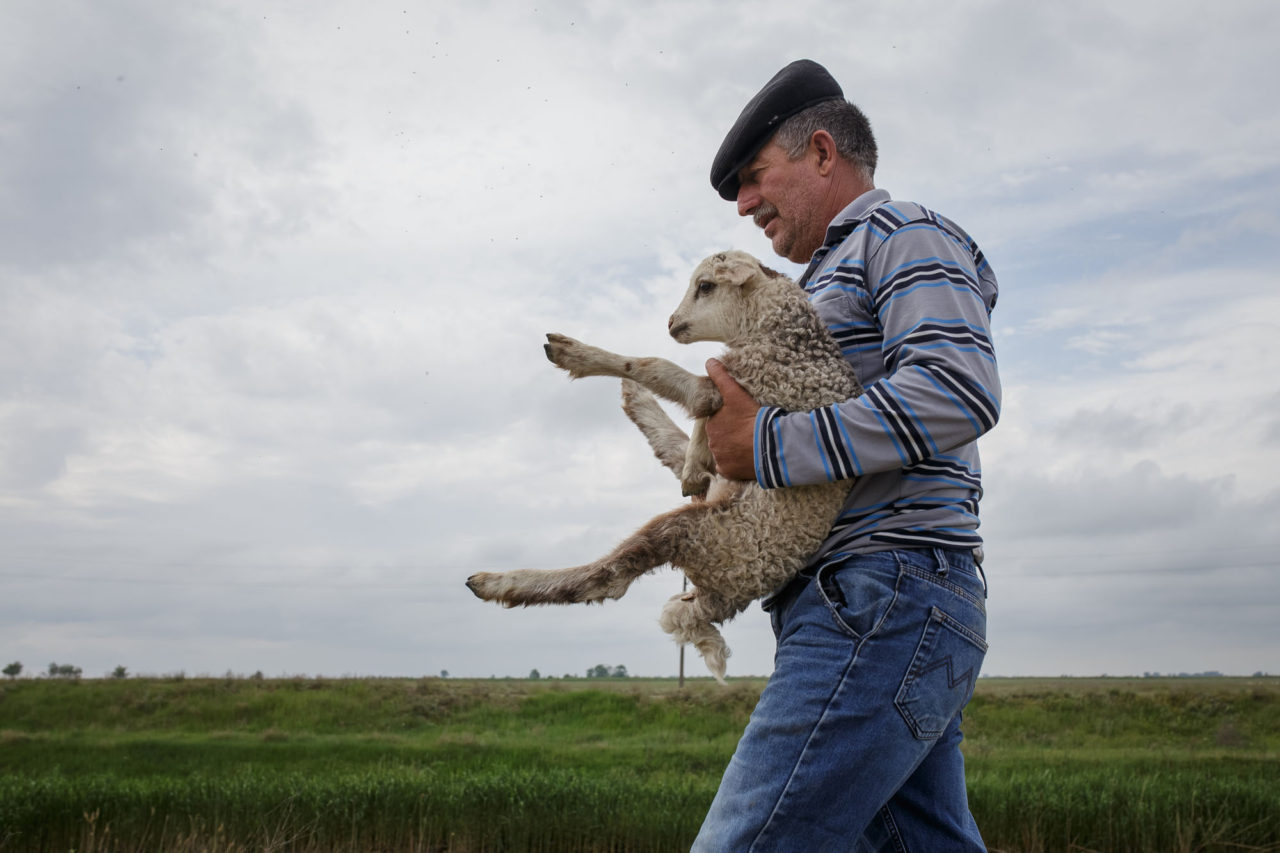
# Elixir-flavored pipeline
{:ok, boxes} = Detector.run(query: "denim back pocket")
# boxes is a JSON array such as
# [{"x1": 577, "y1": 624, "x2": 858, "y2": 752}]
[{"x1": 894, "y1": 605, "x2": 988, "y2": 740}]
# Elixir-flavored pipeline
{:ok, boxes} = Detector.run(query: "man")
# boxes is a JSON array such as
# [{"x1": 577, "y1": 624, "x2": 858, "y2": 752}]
[{"x1": 692, "y1": 60, "x2": 1000, "y2": 852}]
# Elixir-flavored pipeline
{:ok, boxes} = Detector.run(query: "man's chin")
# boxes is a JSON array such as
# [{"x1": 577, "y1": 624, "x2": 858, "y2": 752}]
[{"x1": 772, "y1": 238, "x2": 807, "y2": 264}]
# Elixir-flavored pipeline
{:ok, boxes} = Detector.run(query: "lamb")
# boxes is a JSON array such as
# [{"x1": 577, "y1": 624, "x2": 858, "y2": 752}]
[{"x1": 466, "y1": 250, "x2": 862, "y2": 681}]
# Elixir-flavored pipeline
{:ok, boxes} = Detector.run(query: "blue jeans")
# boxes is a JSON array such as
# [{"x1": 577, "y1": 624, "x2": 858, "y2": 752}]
[{"x1": 692, "y1": 548, "x2": 988, "y2": 852}]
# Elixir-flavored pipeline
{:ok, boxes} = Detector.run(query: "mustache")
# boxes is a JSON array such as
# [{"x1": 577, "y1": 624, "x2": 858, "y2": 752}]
[{"x1": 752, "y1": 203, "x2": 779, "y2": 229}]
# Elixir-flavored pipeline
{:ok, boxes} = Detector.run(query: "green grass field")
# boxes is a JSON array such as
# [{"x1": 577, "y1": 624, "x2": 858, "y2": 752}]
[{"x1": 1, "y1": 675, "x2": 1276, "y2": 852}]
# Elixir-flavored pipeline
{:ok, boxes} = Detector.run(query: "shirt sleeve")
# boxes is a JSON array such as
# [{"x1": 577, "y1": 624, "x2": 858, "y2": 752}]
[{"x1": 754, "y1": 217, "x2": 1001, "y2": 488}]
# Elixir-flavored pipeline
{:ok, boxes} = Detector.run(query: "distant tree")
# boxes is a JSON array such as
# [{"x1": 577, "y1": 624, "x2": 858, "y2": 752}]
[
  {"x1": 3, "y1": 661, "x2": 20, "y2": 679},
  {"x1": 612, "y1": 665, "x2": 629, "y2": 679},
  {"x1": 440, "y1": 669, "x2": 449, "y2": 678},
  {"x1": 529, "y1": 668, "x2": 541, "y2": 680},
  {"x1": 47, "y1": 662, "x2": 82, "y2": 680},
  {"x1": 587, "y1": 664, "x2": 611, "y2": 678},
  {"x1": 111, "y1": 665, "x2": 128, "y2": 679}
]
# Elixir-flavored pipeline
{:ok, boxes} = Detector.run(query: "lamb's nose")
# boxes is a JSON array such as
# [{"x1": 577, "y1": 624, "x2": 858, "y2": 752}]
[{"x1": 668, "y1": 315, "x2": 675, "y2": 329}]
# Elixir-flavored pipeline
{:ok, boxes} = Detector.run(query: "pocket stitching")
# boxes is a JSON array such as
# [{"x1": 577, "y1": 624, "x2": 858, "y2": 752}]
[{"x1": 894, "y1": 606, "x2": 987, "y2": 740}]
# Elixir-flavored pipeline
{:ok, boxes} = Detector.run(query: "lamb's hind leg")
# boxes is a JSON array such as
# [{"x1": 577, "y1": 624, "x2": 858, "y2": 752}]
[{"x1": 466, "y1": 500, "x2": 718, "y2": 607}]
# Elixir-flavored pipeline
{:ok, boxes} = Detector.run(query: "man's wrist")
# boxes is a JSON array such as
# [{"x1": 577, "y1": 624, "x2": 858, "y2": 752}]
[{"x1": 754, "y1": 405, "x2": 787, "y2": 488}]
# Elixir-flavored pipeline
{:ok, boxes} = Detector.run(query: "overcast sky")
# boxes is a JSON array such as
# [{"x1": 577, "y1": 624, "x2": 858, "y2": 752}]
[{"x1": 3, "y1": 0, "x2": 1278, "y2": 680}]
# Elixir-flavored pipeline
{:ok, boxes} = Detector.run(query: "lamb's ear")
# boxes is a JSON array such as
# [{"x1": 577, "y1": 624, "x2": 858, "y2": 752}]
[{"x1": 711, "y1": 253, "x2": 758, "y2": 289}]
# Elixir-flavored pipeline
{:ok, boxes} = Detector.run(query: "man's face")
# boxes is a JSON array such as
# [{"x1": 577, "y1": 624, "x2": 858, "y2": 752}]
[{"x1": 735, "y1": 140, "x2": 827, "y2": 264}]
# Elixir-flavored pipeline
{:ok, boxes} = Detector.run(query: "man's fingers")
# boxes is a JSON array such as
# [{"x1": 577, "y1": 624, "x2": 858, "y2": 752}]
[
  {"x1": 705, "y1": 357, "x2": 730, "y2": 387},
  {"x1": 706, "y1": 358, "x2": 752, "y2": 403}
]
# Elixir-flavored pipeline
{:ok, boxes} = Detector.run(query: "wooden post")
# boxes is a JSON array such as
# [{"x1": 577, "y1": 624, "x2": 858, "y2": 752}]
[{"x1": 678, "y1": 575, "x2": 687, "y2": 688}]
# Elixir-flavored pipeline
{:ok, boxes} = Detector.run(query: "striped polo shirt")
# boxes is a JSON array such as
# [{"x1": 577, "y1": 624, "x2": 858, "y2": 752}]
[{"x1": 753, "y1": 188, "x2": 1001, "y2": 561}]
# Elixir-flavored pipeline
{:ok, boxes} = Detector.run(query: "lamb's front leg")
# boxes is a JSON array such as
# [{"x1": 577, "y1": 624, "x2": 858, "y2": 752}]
[
  {"x1": 621, "y1": 379, "x2": 689, "y2": 479},
  {"x1": 544, "y1": 333, "x2": 722, "y2": 418},
  {"x1": 680, "y1": 418, "x2": 716, "y2": 497}
]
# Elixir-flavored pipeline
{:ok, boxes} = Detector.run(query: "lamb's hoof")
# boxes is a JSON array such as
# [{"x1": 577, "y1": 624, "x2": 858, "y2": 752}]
[
  {"x1": 466, "y1": 572, "x2": 504, "y2": 603},
  {"x1": 545, "y1": 333, "x2": 610, "y2": 380},
  {"x1": 543, "y1": 333, "x2": 572, "y2": 361},
  {"x1": 544, "y1": 333, "x2": 579, "y2": 371},
  {"x1": 680, "y1": 473, "x2": 711, "y2": 498}
]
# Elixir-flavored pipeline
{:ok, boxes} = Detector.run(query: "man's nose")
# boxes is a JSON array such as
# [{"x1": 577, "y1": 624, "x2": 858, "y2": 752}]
[{"x1": 736, "y1": 185, "x2": 759, "y2": 218}]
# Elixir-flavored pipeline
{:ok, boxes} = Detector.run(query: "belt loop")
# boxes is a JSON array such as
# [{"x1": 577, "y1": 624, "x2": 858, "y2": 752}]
[
  {"x1": 971, "y1": 546, "x2": 988, "y2": 597},
  {"x1": 932, "y1": 547, "x2": 949, "y2": 576}
]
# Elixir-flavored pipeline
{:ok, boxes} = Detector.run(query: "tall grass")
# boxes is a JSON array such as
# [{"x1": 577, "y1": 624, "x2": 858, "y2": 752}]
[
  {"x1": 3, "y1": 767, "x2": 710, "y2": 852},
  {"x1": 1, "y1": 676, "x2": 1276, "y2": 852},
  {"x1": 970, "y1": 761, "x2": 1280, "y2": 853}
]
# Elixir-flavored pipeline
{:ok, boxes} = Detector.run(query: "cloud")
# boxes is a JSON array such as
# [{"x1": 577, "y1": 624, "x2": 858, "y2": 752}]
[{"x1": 0, "y1": 2, "x2": 325, "y2": 272}]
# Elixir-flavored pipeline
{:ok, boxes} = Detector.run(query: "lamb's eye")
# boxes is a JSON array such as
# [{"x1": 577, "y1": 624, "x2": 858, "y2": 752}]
[{"x1": 697, "y1": 280, "x2": 717, "y2": 297}]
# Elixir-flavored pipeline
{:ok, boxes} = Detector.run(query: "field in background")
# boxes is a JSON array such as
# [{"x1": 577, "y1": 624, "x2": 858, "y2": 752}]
[{"x1": 1, "y1": 675, "x2": 1277, "y2": 852}]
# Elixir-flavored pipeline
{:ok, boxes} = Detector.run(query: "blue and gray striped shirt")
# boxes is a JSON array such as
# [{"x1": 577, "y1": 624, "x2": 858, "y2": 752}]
[{"x1": 753, "y1": 188, "x2": 1000, "y2": 561}]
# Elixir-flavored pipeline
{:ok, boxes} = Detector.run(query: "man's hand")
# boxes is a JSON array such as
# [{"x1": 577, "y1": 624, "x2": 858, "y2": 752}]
[{"x1": 704, "y1": 358, "x2": 760, "y2": 481}]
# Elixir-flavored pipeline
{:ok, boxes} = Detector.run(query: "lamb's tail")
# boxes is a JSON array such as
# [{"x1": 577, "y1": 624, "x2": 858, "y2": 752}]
[{"x1": 659, "y1": 592, "x2": 730, "y2": 684}]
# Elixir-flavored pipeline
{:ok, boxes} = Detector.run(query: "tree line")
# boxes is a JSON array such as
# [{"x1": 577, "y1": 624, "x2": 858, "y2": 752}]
[
  {"x1": 526, "y1": 665, "x2": 630, "y2": 679},
  {"x1": 4, "y1": 662, "x2": 633, "y2": 680}
]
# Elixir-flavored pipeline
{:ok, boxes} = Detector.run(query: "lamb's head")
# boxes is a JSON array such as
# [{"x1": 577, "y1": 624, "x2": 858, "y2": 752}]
[{"x1": 668, "y1": 250, "x2": 786, "y2": 345}]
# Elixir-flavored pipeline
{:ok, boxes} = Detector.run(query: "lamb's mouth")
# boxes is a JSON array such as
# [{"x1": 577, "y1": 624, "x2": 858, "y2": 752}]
[{"x1": 669, "y1": 322, "x2": 690, "y2": 340}]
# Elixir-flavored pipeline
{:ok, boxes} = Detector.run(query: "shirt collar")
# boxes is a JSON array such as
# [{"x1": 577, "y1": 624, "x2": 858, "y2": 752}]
[
  {"x1": 798, "y1": 188, "x2": 890, "y2": 288},
  {"x1": 825, "y1": 188, "x2": 890, "y2": 236}
]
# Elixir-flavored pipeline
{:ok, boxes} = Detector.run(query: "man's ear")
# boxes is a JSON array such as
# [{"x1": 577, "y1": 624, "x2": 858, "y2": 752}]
[{"x1": 811, "y1": 129, "x2": 839, "y2": 177}]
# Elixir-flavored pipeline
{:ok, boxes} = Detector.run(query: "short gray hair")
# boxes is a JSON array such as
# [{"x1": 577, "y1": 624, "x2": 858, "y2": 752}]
[{"x1": 772, "y1": 99, "x2": 877, "y2": 181}]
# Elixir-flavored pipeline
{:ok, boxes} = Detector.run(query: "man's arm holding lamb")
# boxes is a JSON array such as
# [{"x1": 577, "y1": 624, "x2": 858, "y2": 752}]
[{"x1": 704, "y1": 358, "x2": 762, "y2": 482}]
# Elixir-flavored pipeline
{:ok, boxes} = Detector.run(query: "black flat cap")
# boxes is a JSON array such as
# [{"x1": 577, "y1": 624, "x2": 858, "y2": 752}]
[{"x1": 710, "y1": 60, "x2": 843, "y2": 201}]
